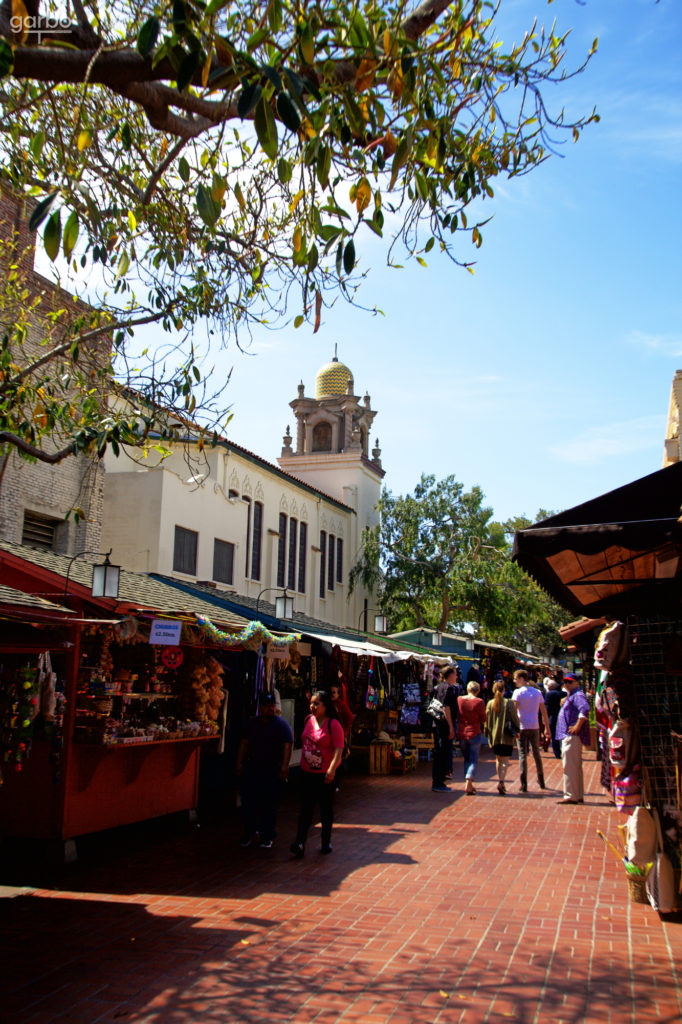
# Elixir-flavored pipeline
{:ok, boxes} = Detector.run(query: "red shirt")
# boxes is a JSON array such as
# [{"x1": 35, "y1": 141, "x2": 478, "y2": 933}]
[{"x1": 457, "y1": 696, "x2": 486, "y2": 740}]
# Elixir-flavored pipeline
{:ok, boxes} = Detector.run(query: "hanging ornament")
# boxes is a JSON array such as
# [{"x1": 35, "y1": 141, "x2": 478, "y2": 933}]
[
  {"x1": 161, "y1": 647, "x2": 184, "y2": 669},
  {"x1": 195, "y1": 617, "x2": 301, "y2": 650}
]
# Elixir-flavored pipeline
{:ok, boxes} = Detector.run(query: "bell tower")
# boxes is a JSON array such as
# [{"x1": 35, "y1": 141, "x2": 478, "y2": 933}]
[{"x1": 278, "y1": 351, "x2": 384, "y2": 619}]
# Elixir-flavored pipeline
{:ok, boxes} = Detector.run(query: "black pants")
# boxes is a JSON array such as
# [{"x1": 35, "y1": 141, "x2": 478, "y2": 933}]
[
  {"x1": 295, "y1": 770, "x2": 335, "y2": 848},
  {"x1": 240, "y1": 773, "x2": 282, "y2": 842},
  {"x1": 432, "y1": 727, "x2": 450, "y2": 787}
]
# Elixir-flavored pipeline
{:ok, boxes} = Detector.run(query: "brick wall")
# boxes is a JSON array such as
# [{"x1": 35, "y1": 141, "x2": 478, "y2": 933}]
[{"x1": 0, "y1": 187, "x2": 106, "y2": 554}]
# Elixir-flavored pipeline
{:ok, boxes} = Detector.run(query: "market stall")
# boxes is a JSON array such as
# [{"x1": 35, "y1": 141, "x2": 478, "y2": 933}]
[
  {"x1": 513, "y1": 462, "x2": 682, "y2": 911},
  {"x1": 0, "y1": 542, "x2": 255, "y2": 849}
]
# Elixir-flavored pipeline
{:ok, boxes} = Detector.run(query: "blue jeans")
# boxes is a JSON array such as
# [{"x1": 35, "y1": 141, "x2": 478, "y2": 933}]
[{"x1": 461, "y1": 734, "x2": 482, "y2": 780}]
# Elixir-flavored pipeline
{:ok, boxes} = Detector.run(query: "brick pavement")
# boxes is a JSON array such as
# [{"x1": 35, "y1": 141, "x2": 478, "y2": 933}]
[{"x1": 2, "y1": 748, "x2": 681, "y2": 1024}]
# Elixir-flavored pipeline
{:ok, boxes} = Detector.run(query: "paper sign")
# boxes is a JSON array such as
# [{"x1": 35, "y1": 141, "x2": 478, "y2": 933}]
[{"x1": 149, "y1": 619, "x2": 182, "y2": 645}]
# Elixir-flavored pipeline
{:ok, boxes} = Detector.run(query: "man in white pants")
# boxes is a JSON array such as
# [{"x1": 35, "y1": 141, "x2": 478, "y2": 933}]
[{"x1": 555, "y1": 673, "x2": 591, "y2": 804}]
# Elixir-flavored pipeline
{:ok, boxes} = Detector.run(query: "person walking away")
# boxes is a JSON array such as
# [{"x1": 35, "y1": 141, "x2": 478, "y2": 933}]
[
  {"x1": 235, "y1": 693, "x2": 293, "y2": 848},
  {"x1": 457, "y1": 681, "x2": 486, "y2": 795},
  {"x1": 426, "y1": 672, "x2": 455, "y2": 792},
  {"x1": 544, "y1": 677, "x2": 564, "y2": 759},
  {"x1": 435, "y1": 666, "x2": 459, "y2": 778},
  {"x1": 511, "y1": 669, "x2": 550, "y2": 792},
  {"x1": 555, "y1": 673, "x2": 591, "y2": 804},
  {"x1": 290, "y1": 690, "x2": 344, "y2": 856},
  {"x1": 485, "y1": 680, "x2": 520, "y2": 795}
]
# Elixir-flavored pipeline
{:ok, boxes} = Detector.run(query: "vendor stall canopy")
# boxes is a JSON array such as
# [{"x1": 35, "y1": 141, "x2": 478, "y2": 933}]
[{"x1": 512, "y1": 462, "x2": 682, "y2": 618}]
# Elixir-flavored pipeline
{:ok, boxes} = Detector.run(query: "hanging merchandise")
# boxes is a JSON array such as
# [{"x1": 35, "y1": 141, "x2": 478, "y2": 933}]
[
  {"x1": 196, "y1": 616, "x2": 301, "y2": 650},
  {"x1": 0, "y1": 661, "x2": 41, "y2": 778},
  {"x1": 365, "y1": 657, "x2": 378, "y2": 709},
  {"x1": 594, "y1": 621, "x2": 629, "y2": 672}
]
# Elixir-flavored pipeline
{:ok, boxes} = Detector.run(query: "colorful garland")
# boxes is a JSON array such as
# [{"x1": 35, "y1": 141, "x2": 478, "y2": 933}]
[{"x1": 195, "y1": 616, "x2": 301, "y2": 650}]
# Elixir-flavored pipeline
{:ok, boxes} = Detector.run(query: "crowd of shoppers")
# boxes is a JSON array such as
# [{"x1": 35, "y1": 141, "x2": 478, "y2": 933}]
[{"x1": 234, "y1": 664, "x2": 592, "y2": 856}]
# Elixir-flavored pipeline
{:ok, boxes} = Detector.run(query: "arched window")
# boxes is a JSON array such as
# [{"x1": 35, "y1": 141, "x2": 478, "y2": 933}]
[{"x1": 312, "y1": 421, "x2": 332, "y2": 451}]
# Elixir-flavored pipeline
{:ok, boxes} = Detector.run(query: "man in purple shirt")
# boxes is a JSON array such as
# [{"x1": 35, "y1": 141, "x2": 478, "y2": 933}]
[{"x1": 555, "y1": 673, "x2": 591, "y2": 805}]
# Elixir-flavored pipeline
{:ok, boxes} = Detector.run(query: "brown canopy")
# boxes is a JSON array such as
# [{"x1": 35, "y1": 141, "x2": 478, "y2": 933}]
[{"x1": 512, "y1": 462, "x2": 682, "y2": 617}]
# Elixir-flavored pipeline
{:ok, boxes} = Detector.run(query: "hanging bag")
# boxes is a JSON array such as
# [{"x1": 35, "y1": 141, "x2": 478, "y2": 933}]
[
  {"x1": 502, "y1": 701, "x2": 518, "y2": 739},
  {"x1": 646, "y1": 808, "x2": 676, "y2": 914}
]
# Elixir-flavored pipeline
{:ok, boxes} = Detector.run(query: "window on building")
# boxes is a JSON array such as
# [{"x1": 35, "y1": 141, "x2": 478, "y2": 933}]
[
  {"x1": 243, "y1": 496, "x2": 251, "y2": 576},
  {"x1": 251, "y1": 501, "x2": 263, "y2": 580},
  {"x1": 312, "y1": 421, "x2": 332, "y2": 451},
  {"x1": 336, "y1": 537, "x2": 343, "y2": 584},
  {"x1": 298, "y1": 522, "x2": 307, "y2": 593},
  {"x1": 319, "y1": 530, "x2": 326, "y2": 598},
  {"x1": 277, "y1": 513, "x2": 287, "y2": 588},
  {"x1": 288, "y1": 518, "x2": 298, "y2": 591},
  {"x1": 327, "y1": 533, "x2": 335, "y2": 591},
  {"x1": 21, "y1": 510, "x2": 60, "y2": 550},
  {"x1": 173, "y1": 525, "x2": 198, "y2": 575},
  {"x1": 213, "y1": 539, "x2": 234, "y2": 585}
]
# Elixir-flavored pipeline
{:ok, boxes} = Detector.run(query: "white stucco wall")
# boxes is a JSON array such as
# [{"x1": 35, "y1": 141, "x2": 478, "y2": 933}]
[{"x1": 101, "y1": 442, "x2": 372, "y2": 630}]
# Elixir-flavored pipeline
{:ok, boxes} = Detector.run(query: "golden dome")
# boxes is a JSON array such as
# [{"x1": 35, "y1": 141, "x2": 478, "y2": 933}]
[{"x1": 315, "y1": 357, "x2": 353, "y2": 399}]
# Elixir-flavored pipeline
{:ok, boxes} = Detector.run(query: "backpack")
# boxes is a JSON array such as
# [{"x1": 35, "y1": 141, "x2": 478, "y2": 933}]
[{"x1": 426, "y1": 693, "x2": 446, "y2": 722}]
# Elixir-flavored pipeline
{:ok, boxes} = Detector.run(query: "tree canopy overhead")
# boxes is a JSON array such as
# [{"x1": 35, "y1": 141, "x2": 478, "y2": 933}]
[{"x1": 0, "y1": 0, "x2": 598, "y2": 465}]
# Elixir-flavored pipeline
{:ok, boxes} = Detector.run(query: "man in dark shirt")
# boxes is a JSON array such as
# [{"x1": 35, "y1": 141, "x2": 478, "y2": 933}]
[
  {"x1": 430, "y1": 667, "x2": 458, "y2": 790},
  {"x1": 236, "y1": 693, "x2": 293, "y2": 848}
]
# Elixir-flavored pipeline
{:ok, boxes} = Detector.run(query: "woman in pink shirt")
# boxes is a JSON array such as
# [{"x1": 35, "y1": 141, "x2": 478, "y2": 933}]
[
  {"x1": 290, "y1": 690, "x2": 344, "y2": 857},
  {"x1": 457, "y1": 680, "x2": 486, "y2": 795}
]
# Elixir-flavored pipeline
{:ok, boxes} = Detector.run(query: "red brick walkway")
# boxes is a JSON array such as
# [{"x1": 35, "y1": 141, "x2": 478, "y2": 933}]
[{"x1": 2, "y1": 748, "x2": 681, "y2": 1023}]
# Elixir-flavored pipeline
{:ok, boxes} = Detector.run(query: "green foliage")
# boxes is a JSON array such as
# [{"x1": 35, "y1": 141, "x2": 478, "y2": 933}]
[
  {"x1": 0, "y1": 0, "x2": 597, "y2": 463},
  {"x1": 350, "y1": 476, "x2": 571, "y2": 652}
]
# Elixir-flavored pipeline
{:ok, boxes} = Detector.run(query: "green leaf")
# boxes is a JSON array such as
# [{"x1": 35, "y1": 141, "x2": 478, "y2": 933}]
[
  {"x1": 116, "y1": 250, "x2": 130, "y2": 279},
  {"x1": 137, "y1": 16, "x2": 160, "y2": 57},
  {"x1": 62, "y1": 210, "x2": 79, "y2": 260},
  {"x1": 206, "y1": 0, "x2": 230, "y2": 13},
  {"x1": 43, "y1": 210, "x2": 61, "y2": 261},
  {"x1": 0, "y1": 39, "x2": 14, "y2": 80},
  {"x1": 29, "y1": 131, "x2": 46, "y2": 161},
  {"x1": 196, "y1": 184, "x2": 220, "y2": 227},
  {"x1": 276, "y1": 92, "x2": 301, "y2": 133},
  {"x1": 177, "y1": 49, "x2": 201, "y2": 91},
  {"x1": 294, "y1": 314, "x2": 304, "y2": 328},
  {"x1": 389, "y1": 136, "x2": 409, "y2": 190},
  {"x1": 254, "y1": 94, "x2": 278, "y2": 160},
  {"x1": 300, "y1": 22, "x2": 315, "y2": 65},
  {"x1": 121, "y1": 123, "x2": 132, "y2": 150},
  {"x1": 28, "y1": 192, "x2": 59, "y2": 232},
  {"x1": 238, "y1": 81, "x2": 262, "y2": 119},
  {"x1": 277, "y1": 157, "x2": 292, "y2": 184},
  {"x1": 247, "y1": 27, "x2": 269, "y2": 52},
  {"x1": 343, "y1": 239, "x2": 355, "y2": 275},
  {"x1": 178, "y1": 156, "x2": 191, "y2": 182},
  {"x1": 316, "y1": 145, "x2": 331, "y2": 190}
]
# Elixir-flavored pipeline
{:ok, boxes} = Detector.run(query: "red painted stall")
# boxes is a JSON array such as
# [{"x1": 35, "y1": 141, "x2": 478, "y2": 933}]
[{"x1": 0, "y1": 543, "x2": 249, "y2": 849}]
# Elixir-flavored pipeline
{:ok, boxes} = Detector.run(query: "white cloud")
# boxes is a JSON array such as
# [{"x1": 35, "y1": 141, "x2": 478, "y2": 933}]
[
  {"x1": 548, "y1": 414, "x2": 664, "y2": 465},
  {"x1": 626, "y1": 330, "x2": 682, "y2": 358}
]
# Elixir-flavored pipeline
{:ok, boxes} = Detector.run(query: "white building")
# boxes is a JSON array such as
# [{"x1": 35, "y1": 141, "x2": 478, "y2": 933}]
[{"x1": 100, "y1": 355, "x2": 384, "y2": 631}]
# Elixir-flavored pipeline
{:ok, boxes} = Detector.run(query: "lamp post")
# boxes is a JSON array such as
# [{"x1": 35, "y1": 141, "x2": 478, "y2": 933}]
[
  {"x1": 256, "y1": 587, "x2": 294, "y2": 619},
  {"x1": 357, "y1": 608, "x2": 387, "y2": 634},
  {"x1": 62, "y1": 549, "x2": 120, "y2": 604}
]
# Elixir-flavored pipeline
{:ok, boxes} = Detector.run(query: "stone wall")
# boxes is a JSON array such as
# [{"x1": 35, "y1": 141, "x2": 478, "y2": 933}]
[{"x1": 0, "y1": 187, "x2": 106, "y2": 553}]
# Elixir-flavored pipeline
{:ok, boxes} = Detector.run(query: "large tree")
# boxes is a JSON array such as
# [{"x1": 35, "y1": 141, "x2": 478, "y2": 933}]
[
  {"x1": 350, "y1": 475, "x2": 570, "y2": 652},
  {"x1": 0, "y1": 0, "x2": 597, "y2": 464}
]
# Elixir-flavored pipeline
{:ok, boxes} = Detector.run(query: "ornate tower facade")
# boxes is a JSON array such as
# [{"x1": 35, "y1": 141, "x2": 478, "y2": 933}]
[{"x1": 277, "y1": 353, "x2": 384, "y2": 629}]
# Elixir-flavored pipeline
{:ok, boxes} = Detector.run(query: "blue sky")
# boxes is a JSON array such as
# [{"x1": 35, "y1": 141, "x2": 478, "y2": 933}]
[{"x1": 190, "y1": 1, "x2": 682, "y2": 524}]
